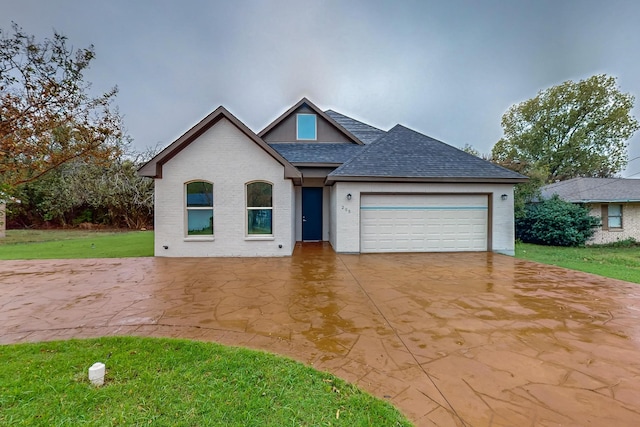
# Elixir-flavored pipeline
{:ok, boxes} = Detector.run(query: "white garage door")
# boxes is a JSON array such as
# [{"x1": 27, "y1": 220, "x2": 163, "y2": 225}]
[{"x1": 360, "y1": 194, "x2": 488, "y2": 253}]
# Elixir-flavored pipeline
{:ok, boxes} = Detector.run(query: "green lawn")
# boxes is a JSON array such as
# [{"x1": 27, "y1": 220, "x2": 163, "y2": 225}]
[
  {"x1": 0, "y1": 336, "x2": 412, "y2": 426},
  {"x1": 516, "y1": 242, "x2": 640, "y2": 284},
  {"x1": 0, "y1": 230, "x2": 153, "y2": 259}
]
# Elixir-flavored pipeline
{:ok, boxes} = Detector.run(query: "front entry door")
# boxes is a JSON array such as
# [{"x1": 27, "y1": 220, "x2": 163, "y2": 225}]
[{"x1": 302, "y1": 187, "x2": 323, "y2": 241}]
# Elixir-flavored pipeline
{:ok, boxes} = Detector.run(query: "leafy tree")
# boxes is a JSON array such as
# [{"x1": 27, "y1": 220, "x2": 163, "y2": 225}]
[
  {"x1": 494, "y1": 159, "x2": 547, "y2": 219},
  {"x1": 492, "y1": 74, "x2": 639, "y2": 183},
  {"x1": 460, "y1": 143, "x2": 481, "y2": 157},
  {"x1": 0, "y1": 23, "x2": 124, "y2": 190},
  {"x1": 516, "y1": 195, "x2": 600, "y2": 247},
  {"x1": 459, "y1": 143, "x2": 493, "y2": 160},
  {"x1": 8, "y1": 148, "x2": 155, "y2": 229},
  {"x1": 93, "y1": 154, "x2": 155, "y2": 229}
]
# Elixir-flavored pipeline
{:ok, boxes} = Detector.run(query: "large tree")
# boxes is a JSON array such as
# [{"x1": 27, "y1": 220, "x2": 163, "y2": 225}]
[
  {"x1": 9, "y1": 151, "x2": 155, "y2": 229},
  {"x1": 0, "y1": 23, "x2": 124, "y2": 191},
  {"x1": 492, "y1": 74, "x2": 639, "y2": 183}
]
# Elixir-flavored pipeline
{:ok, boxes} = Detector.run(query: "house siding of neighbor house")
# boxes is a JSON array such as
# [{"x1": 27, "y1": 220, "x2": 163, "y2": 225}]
[
  {"x1": 588, "y1": 203, "x2": 640, "y2": 244},
  {"x1": 154, "y1": 118, "x2": 295, "y2": 257},
  {"x1": 141, "y1": 98, "x2": 527, "y2": 257}
]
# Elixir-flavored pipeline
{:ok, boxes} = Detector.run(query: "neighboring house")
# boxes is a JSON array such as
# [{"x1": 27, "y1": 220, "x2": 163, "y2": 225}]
[
  {"x1": 540, "y1": 177, "x2": 640, "y2": 244},
  {"x1": 138, "y1": 98, "x2": 527, "y2": 257}
]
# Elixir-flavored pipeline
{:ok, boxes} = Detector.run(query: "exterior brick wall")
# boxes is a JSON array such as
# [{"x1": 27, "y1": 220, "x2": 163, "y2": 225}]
[
  {"x1": 152, "y1": 117, "x2": 518, "y2": 257},
  {"x1": 154, "y1": 118, "x2": 294, "y2": 257},
  {"x1": 588, "y1": 203, "x2": 640, "y2": 245},
  {"x1": 329, "y1": 182, "x2": 516, "y2": 255}
]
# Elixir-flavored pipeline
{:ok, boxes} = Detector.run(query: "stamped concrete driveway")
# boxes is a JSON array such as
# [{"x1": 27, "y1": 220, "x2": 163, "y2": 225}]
[{"x1": 2, "y1": 243, "x2": 640, "y2": 426}]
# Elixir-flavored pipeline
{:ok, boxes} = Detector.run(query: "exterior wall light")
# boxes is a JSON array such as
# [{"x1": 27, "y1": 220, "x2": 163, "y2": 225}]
[
  {"x1": 501, "y1": 194, "x2": 508, "y2": 201},
  {"x1": 346, "y1": 193, "x2": 352, "y2": 200}
]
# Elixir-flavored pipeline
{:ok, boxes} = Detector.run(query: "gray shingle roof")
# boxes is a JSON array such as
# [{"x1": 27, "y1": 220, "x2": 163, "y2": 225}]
[
  {"x1": 269, "y1": 143, "x2": 364, "y2": 164},
  {"x1": 328, "y1": 125, "x2": 527, "y2": 181},
  {"x1": 540, "y1": 177, "x2": 640, "y2": 202},
  {"x1": 325, "y1": 110, "x2": 386, "y2": 144}
]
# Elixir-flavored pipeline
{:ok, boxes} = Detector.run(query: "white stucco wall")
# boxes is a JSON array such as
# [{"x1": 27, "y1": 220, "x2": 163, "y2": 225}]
[
  {"x1": 330, "y1": 182, "x2": 516, "y2": 255},
  {"x1": 154, "y1": 118, "x2": 294, "y2": 257},
  {"x1": 587, "y1": 203, "x2": 640, "y2": 245}
]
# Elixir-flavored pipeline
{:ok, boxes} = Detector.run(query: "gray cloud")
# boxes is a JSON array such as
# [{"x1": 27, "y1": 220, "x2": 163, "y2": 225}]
[{"x1": 4, "y1": 0, "x2": 640, "y2": 176}]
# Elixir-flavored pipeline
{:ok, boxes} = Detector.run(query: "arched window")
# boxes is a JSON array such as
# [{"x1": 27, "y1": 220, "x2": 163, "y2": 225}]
[
  {"x1": 246, "y1": 181, "x2": 272, "y2": 235},
  {"x1": 186, "y1": 181, "x2": 213, "y2": 236}
]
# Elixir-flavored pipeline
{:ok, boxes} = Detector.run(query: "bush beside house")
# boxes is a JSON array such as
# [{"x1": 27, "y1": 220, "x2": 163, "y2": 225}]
[{"x1": 516, "y1": 195, "x2": 600, "y2": 246}]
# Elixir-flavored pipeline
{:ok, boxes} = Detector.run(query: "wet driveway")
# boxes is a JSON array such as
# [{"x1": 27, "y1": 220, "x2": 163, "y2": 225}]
[{"x1": 1, "y1": 243, "x2": 640, "y2": 426}]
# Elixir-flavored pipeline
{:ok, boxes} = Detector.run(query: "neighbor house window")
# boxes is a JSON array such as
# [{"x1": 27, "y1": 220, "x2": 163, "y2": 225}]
[
  {"x1": 296, "y1": 114, "x2": 317, "y2": 140},
  {"x1": 186, "y1": 181, "x2": 213, "y2": 236},
  {"x1": 601, "y1": 204, "x2": 623, "y2": 230},
  {"x1": 246, "y1": 181, "x2": 272, "y2": 235}
]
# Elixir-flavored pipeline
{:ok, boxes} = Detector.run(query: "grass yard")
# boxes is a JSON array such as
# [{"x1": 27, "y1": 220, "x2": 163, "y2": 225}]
[
  {"x1": 0, "y1": 336, "x2": 412, "y2": 426},
  {"x1": 0, "y1": 229, "x2": 153, "y2": 259},
  {"x1": 516, "y1": 242, "x2": 640, "y2": 284}
]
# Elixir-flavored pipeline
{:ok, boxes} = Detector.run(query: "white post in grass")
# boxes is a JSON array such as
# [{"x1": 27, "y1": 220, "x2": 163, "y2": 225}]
[{"x1": 88, "y1": 362, "x2": 106, "y2": 386}]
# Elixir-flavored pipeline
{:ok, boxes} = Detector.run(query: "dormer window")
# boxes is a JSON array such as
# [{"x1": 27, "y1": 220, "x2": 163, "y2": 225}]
[{"x1": 296, "y1": 114, "x2": 317, "y2": 140}]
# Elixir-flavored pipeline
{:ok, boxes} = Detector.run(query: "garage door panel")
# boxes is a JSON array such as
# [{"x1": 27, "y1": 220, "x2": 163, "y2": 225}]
[{"x1": 360, "y1": 194, "x2": 488, "y2": 253}]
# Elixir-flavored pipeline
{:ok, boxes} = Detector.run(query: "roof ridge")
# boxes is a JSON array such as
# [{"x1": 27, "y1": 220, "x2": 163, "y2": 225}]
[
  {"x1": 324, "y1": 109, "x2": 387, "y2": 145},
  {"x1": 325, "y1": 109, "x2": 387, "y2": 133}
]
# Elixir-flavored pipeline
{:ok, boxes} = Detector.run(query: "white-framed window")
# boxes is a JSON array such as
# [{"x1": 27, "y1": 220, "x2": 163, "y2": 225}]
[
  {"x1": 601, "y1": 203, "x2": 623, "y2": 230},
  {"x1": 607, "y1": 204, "x2": 622, "y2": 229},
  {"x1": 296, "y1": 113, "x2": 317, "y2": 140},
  {"x1": 185, "y1": 181, "x2": 213, "y2": 236},
  {"x1": 246, "y1": 181, "x2": 273, "y2": 235}
]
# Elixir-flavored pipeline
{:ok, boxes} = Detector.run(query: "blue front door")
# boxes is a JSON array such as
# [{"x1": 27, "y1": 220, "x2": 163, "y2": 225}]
[{"x1": 302, "y1": 187, "x2": 323, "y2": 241}]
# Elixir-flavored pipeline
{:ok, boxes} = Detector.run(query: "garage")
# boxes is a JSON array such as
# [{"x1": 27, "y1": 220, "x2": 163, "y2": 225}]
[{"x1": 360, "y1": 194, "x2": 488, "y2": 253}]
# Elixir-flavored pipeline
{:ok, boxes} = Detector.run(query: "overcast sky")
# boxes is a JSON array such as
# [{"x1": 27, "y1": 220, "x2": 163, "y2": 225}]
[{"x1": 4, "y1": 0, "x2": 640, "y2": 177}]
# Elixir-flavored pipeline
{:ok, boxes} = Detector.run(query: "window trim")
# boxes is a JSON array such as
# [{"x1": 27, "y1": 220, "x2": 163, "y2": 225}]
[
  {"x1": 296, "y1": 113, "x2": 317, "y2": 141},
  {"x1": 246, "y1": 180, "x2": 274, "y2": 237},
  {"x1": 601, "y1": 203, "x2": 623, "y2": 231},
  {"x1": 185, "y1": 180, "x2": 214, "y2": 239}
]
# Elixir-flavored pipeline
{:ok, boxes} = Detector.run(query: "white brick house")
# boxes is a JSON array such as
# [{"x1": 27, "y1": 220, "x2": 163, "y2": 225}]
[{"x1": 139, "y1": 98, "x2": 527, "y2": 257}]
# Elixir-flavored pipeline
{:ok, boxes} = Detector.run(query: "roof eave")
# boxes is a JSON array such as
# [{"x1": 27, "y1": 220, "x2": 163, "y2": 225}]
[
  {"x1": 325, "y1": 175, "x2": 530, "y2": 185},
  {"x1": 565, "y1": 199, "x2": 640, "y2": 203},
  {"x1": 291, "y1": 162, "x2": 342, "y2": 167}
]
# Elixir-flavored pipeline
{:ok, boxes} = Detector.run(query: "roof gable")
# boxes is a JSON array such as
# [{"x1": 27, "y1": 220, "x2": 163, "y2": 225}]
[
  {"x1": 540, "y1": 177, "x2": 640, "y2": 202},
  {"x1": 138, "y1": 106, "x2": 301, "y2": 183},
  {"x1": 327, "y1": 124, "x2": 527, "y2": 183},
  {"x1": 258, "y1": 98, "x2": 364, "y2": 145}
]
